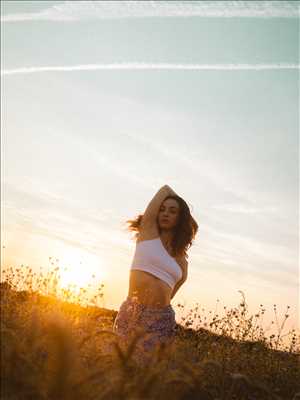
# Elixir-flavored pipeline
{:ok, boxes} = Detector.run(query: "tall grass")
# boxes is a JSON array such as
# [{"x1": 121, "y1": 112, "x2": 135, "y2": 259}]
[{"x1": 1, "y1": 261, "x2": 299, "y2": 400}]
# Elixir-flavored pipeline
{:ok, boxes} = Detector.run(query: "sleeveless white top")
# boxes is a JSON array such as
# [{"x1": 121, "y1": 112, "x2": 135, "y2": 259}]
[{"x1": 130, "y1": 237, "x2": 183, "y2": 290}]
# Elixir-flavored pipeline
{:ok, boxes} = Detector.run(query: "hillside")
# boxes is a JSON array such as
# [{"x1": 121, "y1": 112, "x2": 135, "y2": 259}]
[{"x1": 1, "y1": 279, "x2": 300, "y2": 400}]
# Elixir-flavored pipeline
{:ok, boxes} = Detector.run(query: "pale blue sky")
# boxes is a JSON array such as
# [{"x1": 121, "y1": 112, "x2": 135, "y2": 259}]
[{"x1": 1, "y1": 1, "x2": 299, "y2": 337}]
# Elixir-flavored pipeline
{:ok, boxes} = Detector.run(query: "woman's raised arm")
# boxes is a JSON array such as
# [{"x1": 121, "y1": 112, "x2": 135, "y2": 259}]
[{"x1": 142, "y1": 185, "x2": 178, "y2": 226}]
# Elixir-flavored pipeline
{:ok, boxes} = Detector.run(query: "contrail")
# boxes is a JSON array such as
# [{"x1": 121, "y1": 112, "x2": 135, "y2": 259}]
[
  {"x1": 1, "y1": 1, "x2": 299, "y2": 22},
  {"x1": 1, "y1": 62, "x2": 299, "y2": 75}
]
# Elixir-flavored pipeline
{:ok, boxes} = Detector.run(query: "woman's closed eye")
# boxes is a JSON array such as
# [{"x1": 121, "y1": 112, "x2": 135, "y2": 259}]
[{"x1": 160, "y1": 208, "x2": 177, "y2": 214}]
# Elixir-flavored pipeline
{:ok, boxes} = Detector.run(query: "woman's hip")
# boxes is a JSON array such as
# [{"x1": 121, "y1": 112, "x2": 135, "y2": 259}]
[{"x1": 113, "y1": 296, "x2": 176, "y2": 336}]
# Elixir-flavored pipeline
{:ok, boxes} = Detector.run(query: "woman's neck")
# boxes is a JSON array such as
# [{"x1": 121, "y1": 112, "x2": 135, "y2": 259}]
[{"x1": 160, "y1": 230, "x2": 174, "y2": 253}]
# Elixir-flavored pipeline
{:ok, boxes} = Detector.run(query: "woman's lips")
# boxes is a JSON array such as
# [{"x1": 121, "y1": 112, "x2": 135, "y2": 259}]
[{"x1": 162, "y1": 219, "x2": 169, "y2": 222}]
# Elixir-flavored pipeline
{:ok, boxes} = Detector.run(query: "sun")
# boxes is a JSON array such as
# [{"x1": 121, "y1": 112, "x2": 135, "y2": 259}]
[{"x1": 57, "y1": 248, "x2": 106, "y2": 293}]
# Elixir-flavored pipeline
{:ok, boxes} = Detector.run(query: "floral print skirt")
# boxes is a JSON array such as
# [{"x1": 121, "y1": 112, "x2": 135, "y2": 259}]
[{"x1": 113, "y1": 296, "x2": 176, "y2": 366}]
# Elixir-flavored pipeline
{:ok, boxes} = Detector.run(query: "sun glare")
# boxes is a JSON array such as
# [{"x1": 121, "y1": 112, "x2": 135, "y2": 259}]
[{"x1": 57, "y1": 249, "x2": 106, "y2": 293}]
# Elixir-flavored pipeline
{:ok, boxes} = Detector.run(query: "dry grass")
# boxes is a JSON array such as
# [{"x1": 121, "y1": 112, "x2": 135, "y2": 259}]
[{"x1": 1, "y1": 262, "x2": 299, "y2": 400}]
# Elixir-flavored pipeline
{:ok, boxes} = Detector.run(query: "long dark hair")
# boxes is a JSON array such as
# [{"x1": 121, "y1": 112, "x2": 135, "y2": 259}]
[{"x1": 124, "y1": 195, "x2": 198, "y2": 259}]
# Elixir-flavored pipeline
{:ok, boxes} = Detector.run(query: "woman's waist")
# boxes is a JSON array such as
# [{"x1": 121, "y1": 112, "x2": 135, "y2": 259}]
[
  {"x1": 129, "y1": 269, "x2": 173, "y2": 292},
  {"x1": 127, "y1": 292, "x2": 171, "y2": 308},
  {"x1": 126, "y1": 293, "x2": 172, "y2": 309},
  {"x1": 129, "y1": 270, "x2": 172, "y2": 307}
]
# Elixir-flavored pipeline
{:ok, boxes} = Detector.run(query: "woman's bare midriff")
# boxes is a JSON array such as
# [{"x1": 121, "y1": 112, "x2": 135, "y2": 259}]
[{"x1": 128, "y1": 269, "x2": 172, "y2": 308}]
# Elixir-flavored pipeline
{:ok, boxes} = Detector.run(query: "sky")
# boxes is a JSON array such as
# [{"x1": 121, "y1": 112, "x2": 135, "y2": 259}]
[{"x1": 1, "y1": 1, "x2": 299, "y2": 343}]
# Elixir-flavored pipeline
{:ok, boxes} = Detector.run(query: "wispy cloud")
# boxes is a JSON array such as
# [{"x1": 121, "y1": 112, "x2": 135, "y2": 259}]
[
  {"x1": 2, "y1": 179, "x2": 132, "y2": 255},
  {"x1": 1, "y1": 1, "x2": 299, "y2": 22},
  {"x1": 2, "y1": 62, "x2": 299, "y2": 76},
  {"x1": 120, "y1": 130, "x2": 287, "y2": 212},
  {"x1": 210, "y1": 204, "x2": 279, "y2": 214},
  {"x1": 201, "y1": 224, "x2": 297, "y2": 269},
  {"x1": 192, "y1": 223, "x2": 297, "y2": 288}
]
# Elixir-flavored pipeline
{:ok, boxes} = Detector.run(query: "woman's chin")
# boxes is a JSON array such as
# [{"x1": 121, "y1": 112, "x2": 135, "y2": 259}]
[{"x1": 160, "y1": 225, "x2": 172, "y2": 231}]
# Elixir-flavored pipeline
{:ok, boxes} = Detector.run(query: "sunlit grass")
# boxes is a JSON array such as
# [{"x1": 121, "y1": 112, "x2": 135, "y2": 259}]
[
  {"x1": 1, "y1": 257, "x2": 105, "y2": 308},
  {"x1": 1, "y1": 260, "x2": 299, "y2": 400}
]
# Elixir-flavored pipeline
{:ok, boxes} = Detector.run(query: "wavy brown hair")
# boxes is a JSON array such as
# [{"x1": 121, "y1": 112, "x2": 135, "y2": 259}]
[{"x1": 124, "y1": 195, "x2": 198, "y2": 259}]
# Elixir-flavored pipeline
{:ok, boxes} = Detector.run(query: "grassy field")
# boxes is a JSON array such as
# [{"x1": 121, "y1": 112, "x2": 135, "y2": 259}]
[{"x1": 1, "y1": 264, "x2": 299, "y2": 400}]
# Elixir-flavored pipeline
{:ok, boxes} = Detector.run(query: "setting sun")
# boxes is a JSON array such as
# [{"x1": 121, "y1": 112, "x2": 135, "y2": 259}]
[{"x1": 57, "y1": 249, "x2": 106, "y2": 293}]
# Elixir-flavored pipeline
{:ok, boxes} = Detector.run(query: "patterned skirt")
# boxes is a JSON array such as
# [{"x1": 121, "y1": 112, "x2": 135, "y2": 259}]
[{"x1": 113, "y1": 296, "x2": 177, "y2": 366}]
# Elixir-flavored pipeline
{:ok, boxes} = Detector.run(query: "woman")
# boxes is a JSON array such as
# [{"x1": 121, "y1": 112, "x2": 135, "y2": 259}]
[{"x1": 113, "y1": 184, "x2": 198, "y2": 367}]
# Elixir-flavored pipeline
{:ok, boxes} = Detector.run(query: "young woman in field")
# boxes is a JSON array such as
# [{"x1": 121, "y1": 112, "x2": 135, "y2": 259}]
[{"x1": 113, "y1": 184, "x2": 198, "y2": 366}]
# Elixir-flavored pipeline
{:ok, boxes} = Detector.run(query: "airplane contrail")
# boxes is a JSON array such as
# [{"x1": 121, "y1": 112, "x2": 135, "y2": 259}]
[
  {"x1": 1, "y1": 0, "x2": 299, "y2": 22},
  {"x1": 2, "y1": 62, "x2": 299, "y2": 76}
]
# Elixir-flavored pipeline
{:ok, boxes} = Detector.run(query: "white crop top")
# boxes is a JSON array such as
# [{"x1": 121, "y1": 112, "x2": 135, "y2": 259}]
[{"x1": 130, "y1": 237, "x2": 183, "y2": 290}]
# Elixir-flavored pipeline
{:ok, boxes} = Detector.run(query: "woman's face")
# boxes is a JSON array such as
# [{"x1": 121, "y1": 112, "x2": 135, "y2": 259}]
[{"x1": 158, "y1": 198, "x2": 180, "y2": 230}]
